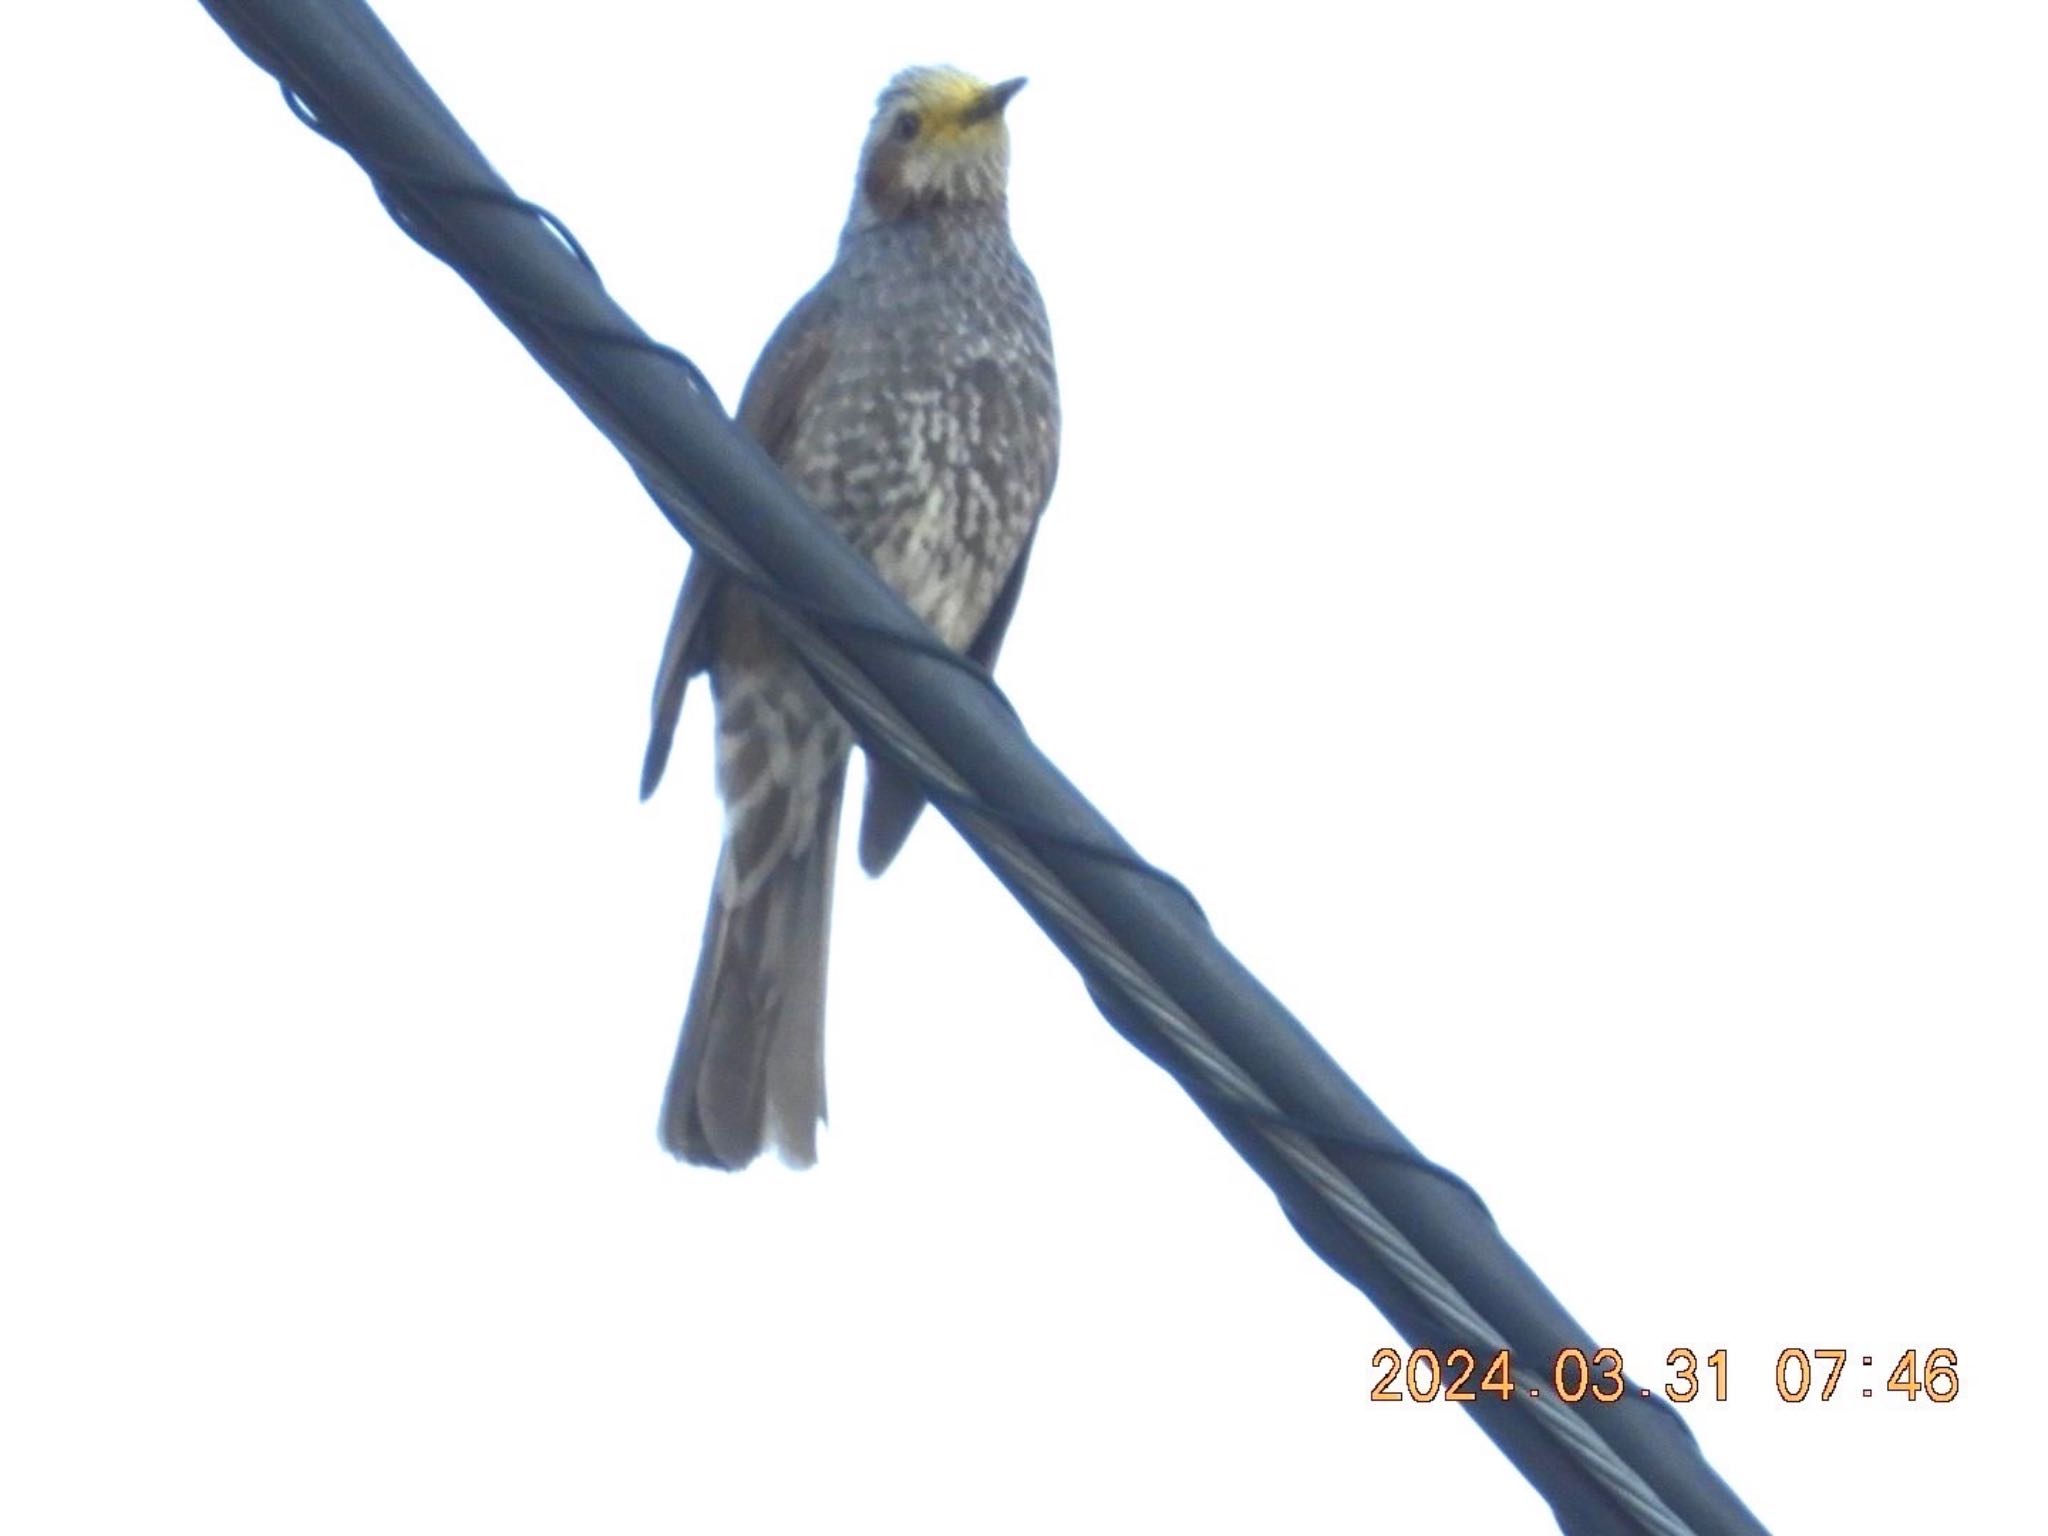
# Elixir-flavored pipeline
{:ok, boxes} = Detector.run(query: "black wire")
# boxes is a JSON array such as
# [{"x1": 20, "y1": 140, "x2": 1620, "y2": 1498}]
[
  {"x1": 282, "y1": 82, "x2": 721, "y2": 406},
  {"x1": 1088, "y1": 974, "x2": 1493, "y2": 1214}
]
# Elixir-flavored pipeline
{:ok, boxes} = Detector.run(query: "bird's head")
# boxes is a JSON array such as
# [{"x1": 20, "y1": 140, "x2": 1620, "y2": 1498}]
[{"x1": 852, "y1": 66, "x2": 1026, "y2": 225}]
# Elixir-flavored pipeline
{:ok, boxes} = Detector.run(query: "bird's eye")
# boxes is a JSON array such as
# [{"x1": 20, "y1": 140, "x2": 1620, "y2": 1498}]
[{"x1": 893, "y1": 110, "x2": 921, "y2": 142}]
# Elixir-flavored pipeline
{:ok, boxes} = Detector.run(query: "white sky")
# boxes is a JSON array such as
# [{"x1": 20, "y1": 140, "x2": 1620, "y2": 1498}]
[{"x1": 4, "y1": 3, "x2": 2041, "y2": 1531}]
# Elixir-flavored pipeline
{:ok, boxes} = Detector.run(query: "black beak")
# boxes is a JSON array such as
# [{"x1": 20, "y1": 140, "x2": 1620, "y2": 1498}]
[{"x1": 963, "y1": 76, "x2": 1027, "y2": 125}]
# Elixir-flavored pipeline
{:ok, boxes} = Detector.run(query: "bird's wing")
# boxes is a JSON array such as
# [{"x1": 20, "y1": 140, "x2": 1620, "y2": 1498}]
[
  {"x1": 736, "y1": 282, "x2": 843, "y2": 462},
  {"x1": 640, "y1": 284, "x2": 841, "y2": 800},
  {"x1": 964, "y1": 525, "x2": 1038, "y2": 676},
  {"x1": 639, "y1": 558, "x2": 720, "y2": 800}
]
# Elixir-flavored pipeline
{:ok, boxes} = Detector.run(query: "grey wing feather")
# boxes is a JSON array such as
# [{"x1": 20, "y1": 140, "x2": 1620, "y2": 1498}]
[
  {"x1": 639, "y1": 558, "x2": 720, "y2": 800},
  {"x1": 857, "y1": 529, "x2": 1039, "y2": 876},
  {"x1": 735, "y1": 283, "x2": 842, "y2": 462},
  {"x1": 638, "y1": 285, "x2": 841, "y2": 801},
  {"x1": 964, "y1": 526, "x2": 1040, "y2": 677}
]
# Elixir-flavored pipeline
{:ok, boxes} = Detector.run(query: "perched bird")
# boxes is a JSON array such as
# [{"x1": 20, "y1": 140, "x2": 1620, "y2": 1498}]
[{"x1": 641, "y1": 66, "x2": 1061, "y2": 1170}]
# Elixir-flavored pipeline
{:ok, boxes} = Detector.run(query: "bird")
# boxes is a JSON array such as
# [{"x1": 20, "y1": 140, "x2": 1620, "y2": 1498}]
[{"x1": 640, "y1": 66, "x2": 1061, "y2": 1170}]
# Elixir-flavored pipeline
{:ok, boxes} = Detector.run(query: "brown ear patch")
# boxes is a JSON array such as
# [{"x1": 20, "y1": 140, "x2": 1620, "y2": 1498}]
[
  {"x1": 862, "y1": 138, "x2": 912, "y2": 219},
  {"x1": 862, "y1": 136, "x2": 958, "y2": 221}
]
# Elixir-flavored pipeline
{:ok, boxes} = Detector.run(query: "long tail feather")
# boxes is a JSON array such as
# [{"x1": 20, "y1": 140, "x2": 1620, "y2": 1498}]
[{"x1": 659, "y1": 763, "x2": 846, "y2": 1168}]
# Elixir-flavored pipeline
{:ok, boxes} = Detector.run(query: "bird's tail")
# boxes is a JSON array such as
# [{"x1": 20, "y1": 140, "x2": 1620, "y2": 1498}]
[{"x1": 659, "y1": 760, "x2": 847, "y2": 1169}]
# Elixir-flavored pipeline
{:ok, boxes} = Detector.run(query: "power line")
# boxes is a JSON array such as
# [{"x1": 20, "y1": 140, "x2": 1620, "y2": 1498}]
[{"x1": 194, "y1": 3, "x2": 1770, "y2": 1531}]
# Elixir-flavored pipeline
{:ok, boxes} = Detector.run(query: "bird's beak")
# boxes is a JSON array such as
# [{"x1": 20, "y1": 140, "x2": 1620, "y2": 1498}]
[{"x1": 962, "y1": 76, "x2": 1028, "y2": 125}]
